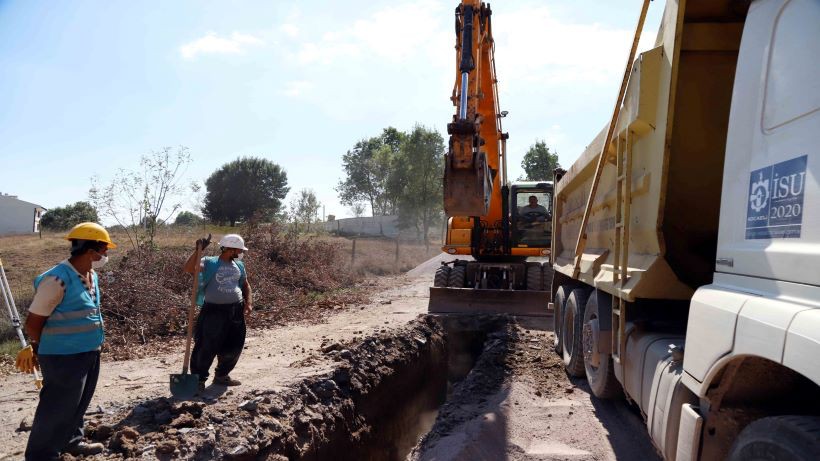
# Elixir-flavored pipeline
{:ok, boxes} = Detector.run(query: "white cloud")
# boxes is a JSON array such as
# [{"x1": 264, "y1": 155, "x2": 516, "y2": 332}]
[
  {"x1": 282, "y1": 80, "x2": 313, "y2": 97},
  {"x1": 280, "y1": 24, "x2": 300, "y2": 38},
  {"x1": 287, "y1": 0, "x2": 449, "y2": 68},
  {"x1": 494, "y1": 7, "x2": 651, "y2": 86},
  {"x1": 179, "y1": 32, "x2": 264, "y2": 60}
]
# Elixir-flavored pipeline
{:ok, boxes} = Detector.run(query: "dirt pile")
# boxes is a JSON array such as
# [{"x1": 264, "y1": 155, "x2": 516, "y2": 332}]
[{"x1": 74, "y1": 317, "x2": 444, "y2": 460}]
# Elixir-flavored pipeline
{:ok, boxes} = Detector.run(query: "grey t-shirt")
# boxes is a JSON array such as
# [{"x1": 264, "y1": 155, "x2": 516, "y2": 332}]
[
  {"x1": 519, "y1": 205, "x2": 548, "y2": 216},
  {"x1": 203, "y1": 259, "x2": 243, "y2": 305}
]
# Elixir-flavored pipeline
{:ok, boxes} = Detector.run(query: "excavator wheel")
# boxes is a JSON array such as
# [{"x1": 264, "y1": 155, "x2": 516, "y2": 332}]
[
  {"x1": 448, "y1": 265, "x2": 466, "y2": 288},
  {"x1": 525, "y1": 262, "x2": 543, "y2": 290},
  {"x1": 541, "y1": 263, "x2": 554, "y2": 291},
  {"x1": 434, "y1": 266, "x2": 451, "y2": 288}
]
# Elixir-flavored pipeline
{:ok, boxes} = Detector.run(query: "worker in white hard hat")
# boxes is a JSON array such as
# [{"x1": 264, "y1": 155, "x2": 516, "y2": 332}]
[
  {"x1": 20, "y1": 222, "x2": 116, "y2": 459},
  {"x1": 183, "y1": 233, "x2": 252, "y2": 394}
]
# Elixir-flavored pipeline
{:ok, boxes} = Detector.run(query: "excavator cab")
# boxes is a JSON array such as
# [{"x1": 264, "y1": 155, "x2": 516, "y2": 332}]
[{"x1": 510, "y1": 182, "x2": 552, "y2": 249}]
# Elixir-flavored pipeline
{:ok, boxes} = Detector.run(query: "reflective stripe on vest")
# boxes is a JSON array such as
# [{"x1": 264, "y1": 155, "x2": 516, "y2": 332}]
[{"x1": 35, "y1": 263, "x2": 104, "y2": 355}]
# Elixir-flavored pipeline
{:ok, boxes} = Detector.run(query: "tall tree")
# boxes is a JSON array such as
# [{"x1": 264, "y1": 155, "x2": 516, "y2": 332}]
[
  {"x1": 336, "y1": 127, "x2": 404, "y2": 216},
  {"x1": 203, "y1": 157, "x2": 289, "y2": 226},
  {"x1": 40, "y1": 201, "x2": 99, "y2": 230},
  {"x1": 90, "y1": 146, "x2": 193, "y2": 251},
  {"x1": 391, "y1": 125, "x2": 445, "y2": 242},
  {"x1": 520, "y1": 140, "x2": 561, "y2": 181},
  {"x1": 289, "y1": 189, "x2": 322, "y2": 233}
]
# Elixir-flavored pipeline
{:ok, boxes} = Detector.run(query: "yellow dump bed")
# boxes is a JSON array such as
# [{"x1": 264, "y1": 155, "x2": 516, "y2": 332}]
[{"x1": 553, "y1": 1, "x2": 745, "y2": 302}]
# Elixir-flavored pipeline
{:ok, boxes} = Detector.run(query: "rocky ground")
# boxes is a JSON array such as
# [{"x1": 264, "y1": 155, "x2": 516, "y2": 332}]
[{"x1": 0, "y1": 256, "x2": 660, "y2": 461}]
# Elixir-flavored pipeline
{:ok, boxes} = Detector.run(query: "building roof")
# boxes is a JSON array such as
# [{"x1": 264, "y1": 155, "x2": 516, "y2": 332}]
[{"x1": 0, "y1": 194, "x2": 46, "y2": 210}]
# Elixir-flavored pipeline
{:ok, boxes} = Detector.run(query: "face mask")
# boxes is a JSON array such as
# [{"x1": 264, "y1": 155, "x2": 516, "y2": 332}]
[{"x1": 92, "y1": 254, "x2": 109, "y2": 269}]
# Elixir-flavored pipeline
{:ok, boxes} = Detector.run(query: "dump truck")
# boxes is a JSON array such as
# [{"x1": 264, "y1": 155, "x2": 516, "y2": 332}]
[
  {"x1": 550, "y1": 0, "x2": 820, "y2": 459},
  {"x1": 429, "y1": 0, "x2": 554, "y2": 317}
]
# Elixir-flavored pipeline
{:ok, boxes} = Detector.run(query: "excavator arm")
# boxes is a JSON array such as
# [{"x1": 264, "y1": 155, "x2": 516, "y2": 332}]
[{"x1": 443, "y1": 1, "x2": 504, "y2": 218}]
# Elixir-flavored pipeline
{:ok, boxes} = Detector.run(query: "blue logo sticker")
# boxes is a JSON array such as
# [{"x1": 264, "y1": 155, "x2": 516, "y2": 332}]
[{"x1": 746, "y1": 155, "x2": 807, "y2": 239}]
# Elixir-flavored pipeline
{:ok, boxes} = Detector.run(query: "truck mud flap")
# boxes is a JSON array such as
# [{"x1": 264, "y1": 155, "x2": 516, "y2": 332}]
[{"x1": 428, "y1": 287, "x2": 552, "y2": 317}]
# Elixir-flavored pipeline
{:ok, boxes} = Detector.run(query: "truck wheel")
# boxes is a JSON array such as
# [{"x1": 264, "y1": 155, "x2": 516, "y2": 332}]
[
  {"x1": 434, "y1": 266, "x2": 451, "y2": 288},
  {"x1": 562, "y1": 288, "x2": 590, "y2": 377},
  {"x1": 526, "y1": 262, "x2": 543, "y2": 290},
  {"x1": 553, "y1": 285, "x2": 572, "y2": 355},
  {"x1": 449, "y1": 265, "x2": 466, "y2": 288},
  {"x1": 582, "y1": 294, "x2": 622, "y2": 399},
  {"x1": 728, "y1": 416, "x2": 820, "y2": 461}
]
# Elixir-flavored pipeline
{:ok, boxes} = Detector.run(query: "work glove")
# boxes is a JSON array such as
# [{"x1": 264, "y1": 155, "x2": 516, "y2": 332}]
[
  {"x1": 15, "y1": 345, "x2": 39, "y2": 374},
  {"x1": 196, "y1": 234, "x2": 212, "y2": 251}
]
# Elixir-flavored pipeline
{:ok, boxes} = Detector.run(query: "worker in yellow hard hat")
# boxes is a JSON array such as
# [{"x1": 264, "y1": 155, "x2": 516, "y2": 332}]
[{"x1": 18, "y1": 222, "x2": 116, "y2": 460}]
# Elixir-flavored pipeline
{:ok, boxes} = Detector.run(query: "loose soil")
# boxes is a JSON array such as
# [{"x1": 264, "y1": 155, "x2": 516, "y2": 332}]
[{"x1": 0, "y1": 255, "x2": 660, "y2": 461}]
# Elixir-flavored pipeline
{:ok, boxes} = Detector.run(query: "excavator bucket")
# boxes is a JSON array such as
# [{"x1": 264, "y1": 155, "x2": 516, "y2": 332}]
[
  {"x1": 428, "y1": 287, "x2": 552, "y2": 317},
  {"x1": 443, "y1": 153, "x2": 493, "y2": 217}
]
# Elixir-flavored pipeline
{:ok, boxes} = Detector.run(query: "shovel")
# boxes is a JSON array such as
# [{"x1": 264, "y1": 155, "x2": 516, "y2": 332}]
[{"x1": 170, "y1": 242, "x2": 201, "y2": 399}]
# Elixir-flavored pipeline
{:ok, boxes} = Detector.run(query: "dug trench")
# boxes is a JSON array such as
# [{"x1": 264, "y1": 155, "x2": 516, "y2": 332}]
[
  {"x1": 66, "y1": 316, "x2": 514, "y2": 460},
  {"x1": 61, "y1": 312, "x2": 658, "y2": 461}
]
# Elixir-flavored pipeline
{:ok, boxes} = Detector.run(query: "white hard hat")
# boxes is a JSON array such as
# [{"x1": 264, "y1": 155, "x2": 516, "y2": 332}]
[{"x1": 218, "y1": 234, "x2": 248, "y2": 251}]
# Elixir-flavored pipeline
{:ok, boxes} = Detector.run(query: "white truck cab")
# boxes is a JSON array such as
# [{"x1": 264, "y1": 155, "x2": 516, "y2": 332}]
[{"x1": 682, "y1": 0, "x2": 820, "y2": 459}]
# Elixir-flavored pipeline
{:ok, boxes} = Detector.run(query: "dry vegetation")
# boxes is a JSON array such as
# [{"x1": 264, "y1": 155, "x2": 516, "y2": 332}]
[{"x1": 0, "y1": 225, "x2": 441, "y2": 364}]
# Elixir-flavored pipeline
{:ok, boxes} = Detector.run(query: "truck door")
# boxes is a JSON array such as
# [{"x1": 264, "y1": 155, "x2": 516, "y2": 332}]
[{"x1": 716, "y1": 0, "x2": 820, "y2": 286}]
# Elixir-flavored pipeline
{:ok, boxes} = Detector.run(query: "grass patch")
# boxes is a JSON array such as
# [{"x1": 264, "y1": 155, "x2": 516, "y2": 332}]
[{"x1": 0, "y1": 338, "x2": 20, "y2": 357}]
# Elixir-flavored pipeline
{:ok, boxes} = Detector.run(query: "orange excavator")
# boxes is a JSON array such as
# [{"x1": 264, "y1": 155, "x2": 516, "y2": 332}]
[{"x1": 429, "y1": 0, "x2": 553, "y2": 316}]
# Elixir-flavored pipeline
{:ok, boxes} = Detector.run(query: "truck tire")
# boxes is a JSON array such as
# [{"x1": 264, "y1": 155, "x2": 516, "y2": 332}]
[
  {"x1": 526, "y1": 262, "x2": 543, "y2": 290},
  {"x1": 449, "y1": 265, "x2": 466, "y2": 288},
  {"x1": 728, "y1": 416, "x2": 820, "y2": 461},
  {"x1": 582, "y1": 294, "x2": 622, "y2": 399},
  {"x1": 553, "y1": 285, "x2": 572, "y2": 355},
  {"x1": 563, "y1": 288, "x2": 590, "y2": 377},
  {"x1": 434, "y1": 266, "x2": 451, "y2": 288}
]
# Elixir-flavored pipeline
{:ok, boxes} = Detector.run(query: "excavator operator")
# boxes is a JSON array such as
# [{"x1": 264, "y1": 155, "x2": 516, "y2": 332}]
[{"x1": 518, "y1": 195, "x2": 549, "y2": 224}]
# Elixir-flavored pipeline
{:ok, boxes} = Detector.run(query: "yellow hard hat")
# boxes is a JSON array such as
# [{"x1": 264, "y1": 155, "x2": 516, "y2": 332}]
[{"x1": 65, "y1": 222, "x2": 117, "y2": 249}]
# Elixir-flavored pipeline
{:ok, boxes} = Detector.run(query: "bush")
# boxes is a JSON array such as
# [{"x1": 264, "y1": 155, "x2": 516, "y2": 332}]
[
  {"x1": 174, "y1": 211, "x2": 202, "y2": 226},
  {"x1": 99, "y1": 223, "x2": 362, "y2": 359}
]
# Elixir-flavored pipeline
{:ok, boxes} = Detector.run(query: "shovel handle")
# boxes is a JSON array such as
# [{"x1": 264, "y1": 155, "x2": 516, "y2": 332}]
[{"x1": 182, "y1": 242, "x2": 202, "y2": 374}]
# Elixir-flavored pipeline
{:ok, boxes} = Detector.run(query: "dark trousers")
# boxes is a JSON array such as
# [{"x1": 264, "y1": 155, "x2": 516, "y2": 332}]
[
  {"x1": 25, "y1": 350, "x2": 101, "y2": 461},
  {"x1": 190, "y1": 302, "x2": 246, "y2": 382}
]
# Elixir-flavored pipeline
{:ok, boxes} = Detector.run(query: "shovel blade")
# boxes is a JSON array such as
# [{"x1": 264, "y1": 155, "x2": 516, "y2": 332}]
[{"x1": 170, "y1": 373, "x2": 200, "y2": 399}]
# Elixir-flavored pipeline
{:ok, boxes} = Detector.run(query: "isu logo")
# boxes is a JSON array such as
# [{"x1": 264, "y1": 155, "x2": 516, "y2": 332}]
[{"x1": 749, "y1": 172, "x2": 770, "y2": 213}]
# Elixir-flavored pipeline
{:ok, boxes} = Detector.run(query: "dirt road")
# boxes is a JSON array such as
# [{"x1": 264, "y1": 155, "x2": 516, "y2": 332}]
[{"x1": 0, "y1": 256, "x2": 659, "y2": 460}]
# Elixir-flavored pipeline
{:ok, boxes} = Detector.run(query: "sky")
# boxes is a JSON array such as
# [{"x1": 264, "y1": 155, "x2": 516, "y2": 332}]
[{"x1": 0, "y1": 0, "x2": 663, "y2": 222}]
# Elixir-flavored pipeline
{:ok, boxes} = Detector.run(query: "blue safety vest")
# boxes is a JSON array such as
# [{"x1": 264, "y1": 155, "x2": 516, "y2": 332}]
[
  {"x1": 34, "y1": 262, "x2": 104, "y2": 355},
  {"x1": 196, "y1": 256, "x2": 246, "y2": 306}
]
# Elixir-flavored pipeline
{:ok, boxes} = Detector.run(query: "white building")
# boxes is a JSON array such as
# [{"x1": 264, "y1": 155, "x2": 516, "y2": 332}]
[{"x1": 0, "y1": 194, "x2": 46, "y2": 235}]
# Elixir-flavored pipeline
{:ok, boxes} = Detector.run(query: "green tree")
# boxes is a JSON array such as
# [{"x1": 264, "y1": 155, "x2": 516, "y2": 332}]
[
  {"x1": 174, "y1": 211, "x2": 202, "y2": 226},
  {"x1": 337, "y1": 127, "x2": 404, "y2": 216},
  {"x1": 40, "y1": 201, "x2": 99, "y2": 230},
  {"x1": 520, "y1": 140, "x2": 561, "y2": 181},
  {"x1": 203, "y1": 157, "x2": 289, "y2": 226},
  {"x1": 289, "y1": 189, "x2": 322, "y2": 233},
  {"x1": 391, "y1": 125, "x2": 445, "y2": 242}
]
